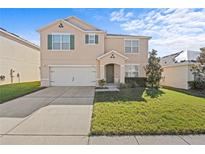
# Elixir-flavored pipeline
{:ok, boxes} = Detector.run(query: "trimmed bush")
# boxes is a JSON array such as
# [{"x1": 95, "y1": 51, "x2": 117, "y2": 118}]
[
  {"x1": 188, "y1": 80, "x2": 205, "y2": 90},
  {"x1": 125, "y1": 77, "x2": 147, "y2": 87},
  {"x1": 119, "y1": 83, "x2": 130, "y2": 89},
  {"x1": 98, "y1": 79, "x2": 106, "y2": 87}
]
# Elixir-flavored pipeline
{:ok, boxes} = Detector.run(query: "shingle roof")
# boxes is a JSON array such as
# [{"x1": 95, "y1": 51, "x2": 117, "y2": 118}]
[
  {"x1": 64, "y1": 16, "x2": 103, "y2": 32},
  {"x1": 63, "y1": 19, "x2": 102, "y2": 31},
  {"x1": 161, "y1": 50, "x2": 200, "y2": 63},
  {"x1": 107, "y1": 33, "x2": 151, "y2": 39},
  {"x1": 161, "y1": 51, "x2": 183, "y2": 59},
  {"x1": 175, "y1": 50, "x2": 200, "y2": 62}
]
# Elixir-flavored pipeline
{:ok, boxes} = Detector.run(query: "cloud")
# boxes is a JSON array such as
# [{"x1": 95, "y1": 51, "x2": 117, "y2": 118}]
[
  {"x1": 110, "y1": 9, "x2": 133, "y2": 22},
  {"x1": 110, "y1": 8, "x2": 205, "y2": 56}
]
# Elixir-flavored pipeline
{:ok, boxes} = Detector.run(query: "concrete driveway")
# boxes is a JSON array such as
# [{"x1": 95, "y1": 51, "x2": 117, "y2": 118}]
[
  {"x1": 0, "y1": 87, "x2": 94, "y2": 118},
  {"x1": 0, "y1": 86, "x2": 95, "y2": 144}
]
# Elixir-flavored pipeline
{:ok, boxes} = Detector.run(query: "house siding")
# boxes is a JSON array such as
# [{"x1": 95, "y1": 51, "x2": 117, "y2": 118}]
[
  {"x1": 0, "y1": 35, "x2": 40, "y2": 85},
  {"x1": 38, "y1": 17, "x2": 150, "y2": 86},
  {"x1": 105, "y1": 37, "x2": 148, "y2": 77},
  {"x1": 39, "y1": 20, "x2": 105, "y2": 86},
  {"x1": 161, "y1": 64, "x2": 193, "y2": 89}
]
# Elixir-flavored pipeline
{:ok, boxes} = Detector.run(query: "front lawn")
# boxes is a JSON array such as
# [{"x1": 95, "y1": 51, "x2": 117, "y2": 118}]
[
  {"x1": 91, "y1": 88, "x2": 205, "y2": 135},
  {"x1": 0, "y1": 81, "x2": 42, "y2": 104}
]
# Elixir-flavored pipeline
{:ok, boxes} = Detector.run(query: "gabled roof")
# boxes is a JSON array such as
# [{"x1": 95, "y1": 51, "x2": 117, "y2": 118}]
[
  {"x1": 0, "y1": 27, "x2": 39, "y2": 50},
  {"x1": 97, "y1": 50, "x2": 128, "y2": 60},
  {"x1": 161, "y1": 50, "x2": 200, "y2": 63},
  {"x1": 175, "y1": 50, "x2": 200, "y2": 63},
  {"x1": 37, "y1": 16, "x2": 151, "y2": 39},
  {"x1": 37, "y1": 16, "x2": 104, "y2": 33},
  {"x1": 64, "y1": 16, "x2": 103, "y2": 32},
  {"x1": 161, "y1": 51, "x2": 183, "y2": 59}
]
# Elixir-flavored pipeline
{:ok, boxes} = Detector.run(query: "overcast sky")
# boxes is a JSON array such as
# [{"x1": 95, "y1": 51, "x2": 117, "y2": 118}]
[{"x1": 0, "y1": 8, "x2": 204, "y2": 56}]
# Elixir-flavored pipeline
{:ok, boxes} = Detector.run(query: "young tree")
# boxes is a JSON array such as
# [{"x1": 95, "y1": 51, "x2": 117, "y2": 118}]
[
  {"x1": 145, "y1": 49, "x2": 162, "y2": 89},
  {"x1": 192, "y1": 48, "x2": 205, "y2": 81},
  {"x1": 198, "y1": 47, "x2": 205, "y2": 65}
]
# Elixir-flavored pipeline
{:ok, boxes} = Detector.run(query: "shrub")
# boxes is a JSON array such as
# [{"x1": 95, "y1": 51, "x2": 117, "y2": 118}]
[
  {"x1": 130, "y1": 82, "x2": 138, "y2": 88},
  {"x1": 119, "y1": 83, "x2": 130, "y2": 89},
  {"x1": 98, "y1": 79, "x2": 106, "y2": 87},
  {"x1": 146, "y1": 87, "x2": 164, "y2": 98},
  {"x1": 125, "y1": 77, "x2": 147, "y2": 87},
  {"x1": 188, "y1": 80, "x2": 205, "y2": 90},
  {"x1": 119, "y1": 82, "x2": 141, "y2": 89},
  {"x1": 0, "y1": 75, "x2": 5, "y2": 81}
]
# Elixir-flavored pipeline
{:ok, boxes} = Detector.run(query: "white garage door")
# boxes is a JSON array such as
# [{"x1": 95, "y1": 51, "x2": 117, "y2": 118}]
[{"x1": 49, "y1": 66, "x2": 96, "y2": 86}]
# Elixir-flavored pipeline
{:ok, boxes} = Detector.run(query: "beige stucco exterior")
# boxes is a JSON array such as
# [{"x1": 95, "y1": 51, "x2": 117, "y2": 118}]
[
  {"x1": 160, "y1": 50, "x2": 199, "y2": 89},
  {"x1": 38, "y1": 16, "x2": 150, "y2": 86},
  {"x1": 0, "y1": 29, "x2": 40, "y2": 85},
  {"x1": 161, "y1": 64, "x2": 194, "y2": 89},
  {"x1": 105, "y1": 36, "x2": 148, "y2": 77}
]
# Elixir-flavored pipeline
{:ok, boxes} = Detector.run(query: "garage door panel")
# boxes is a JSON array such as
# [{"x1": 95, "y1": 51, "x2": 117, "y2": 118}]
[{"x1": 49, "y1": 66, "x2": 96, "y2": 86}]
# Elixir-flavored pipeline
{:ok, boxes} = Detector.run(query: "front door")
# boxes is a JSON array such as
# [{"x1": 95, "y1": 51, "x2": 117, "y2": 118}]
[{"x1": 106, "y1": 64, "x2": 114, "y2": 83}]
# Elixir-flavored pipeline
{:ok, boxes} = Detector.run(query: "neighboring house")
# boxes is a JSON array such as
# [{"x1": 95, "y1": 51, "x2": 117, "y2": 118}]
[
  {"x1": 0, "y1": 28, "x2": 40, "y2": 85},
  {"x1": 160, "y1": 50, "x2": 200, "y2": 89},
  {"x1": 37, "y1": 16, "x2": 151, "y2": 86}
]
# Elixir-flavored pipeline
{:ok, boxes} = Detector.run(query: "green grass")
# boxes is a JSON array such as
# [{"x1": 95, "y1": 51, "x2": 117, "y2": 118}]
[
  {"x1": 163, "y1": 85, "x2": 205, "y2": 98},
  {"x1": 0, "y1": 81, "x2": 42, "y2": 104},
  {"x1": 91, "y1": 88, "x2": 205, "y2": 135}
]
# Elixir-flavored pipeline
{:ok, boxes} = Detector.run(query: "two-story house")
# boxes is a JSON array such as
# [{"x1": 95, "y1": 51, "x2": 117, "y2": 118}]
[{"x1": 37, "y1": 16, "x2": 151, "y2": 86}]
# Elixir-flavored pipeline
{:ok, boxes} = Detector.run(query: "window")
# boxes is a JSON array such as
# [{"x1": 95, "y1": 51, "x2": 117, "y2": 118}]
[
  {"x1": 124, "y1": 40, "x2": 139, "y2": 53},
  {"x1": 53, "y1": 35, "x2": 61, "y2": 50},
  {"x1": 125, "y1": 65, "x2": 139, "y2": 77},
  {"x1": 85, "y1": 34, "x2": 98, "y2": 44},
  {"x1": 47, "y1": 34, "x2": 74, "y2": 50},
  {"x1": 62, "y1": 35, "x2": 70, "y2": 50}
]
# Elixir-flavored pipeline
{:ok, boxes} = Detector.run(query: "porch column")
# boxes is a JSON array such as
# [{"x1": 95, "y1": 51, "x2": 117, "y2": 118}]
[
  {"x1": 120, "y1": 65, "x2": 125, "y2": 83},
  {"x1": 100, "y1": 65, "x2": 105, "y2": 80}
]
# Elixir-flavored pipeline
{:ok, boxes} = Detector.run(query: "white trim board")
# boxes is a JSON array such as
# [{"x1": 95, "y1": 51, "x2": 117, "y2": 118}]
[{"x1": 106, "y1": 35, "x2": 151, "y2": 39}]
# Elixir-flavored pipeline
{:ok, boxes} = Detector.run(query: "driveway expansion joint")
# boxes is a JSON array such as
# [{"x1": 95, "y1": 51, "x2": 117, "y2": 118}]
[
  {"x1": 179, "y1": 135, "x2": 191, "y2": 145},
  {"x1": 134, "y1": 136, "x2": 139, "y2": 144}
]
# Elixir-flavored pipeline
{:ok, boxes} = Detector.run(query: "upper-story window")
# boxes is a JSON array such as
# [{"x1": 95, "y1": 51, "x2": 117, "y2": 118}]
[
  {"x1": 85, "y1": 34, "x2": 98, "y2": 44},
  {"x1": 124, "y1": 40, "x2": 139, "y2": 53},
  {"x1": 48, "y1": 34, "x2": 75, "y2": 51}
]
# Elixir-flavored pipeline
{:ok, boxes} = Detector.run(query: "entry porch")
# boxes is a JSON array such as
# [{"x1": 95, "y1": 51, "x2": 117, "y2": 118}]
[{"x1": 97, "y1": 50, "x2": 128, "y2": 84}]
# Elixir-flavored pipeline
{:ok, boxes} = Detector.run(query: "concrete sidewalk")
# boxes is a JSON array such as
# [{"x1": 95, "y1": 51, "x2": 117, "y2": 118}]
[
  {"x1": 88, "y1": 135, "x2": 205, "y2": 145},
  {"x1": 1, "y1": 134, "x2": 205, "y2": 145}
]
